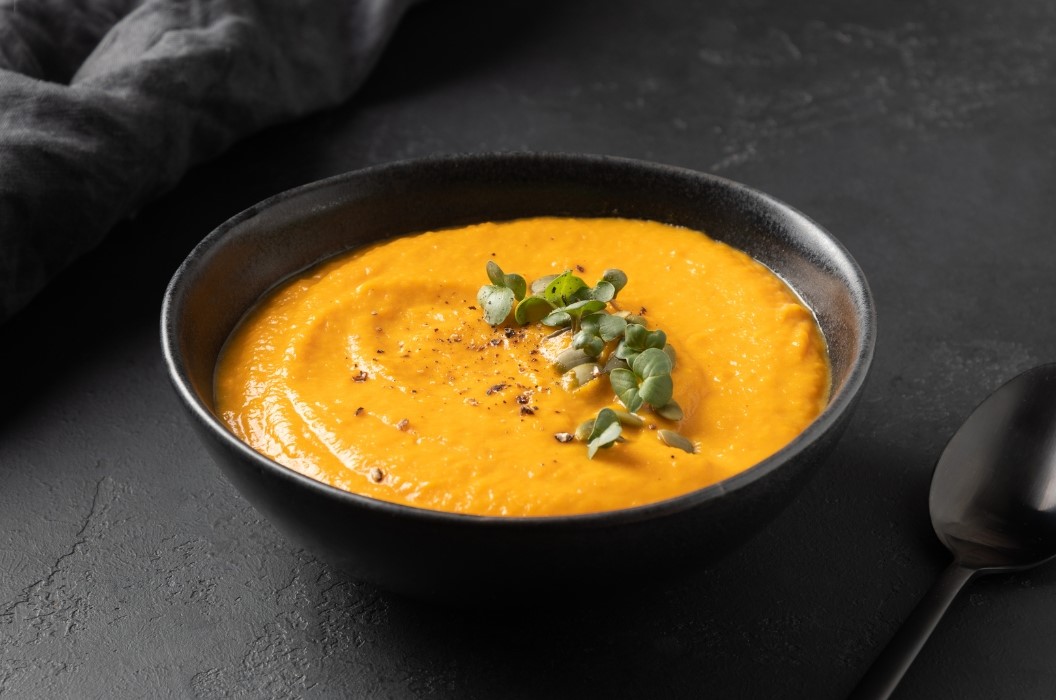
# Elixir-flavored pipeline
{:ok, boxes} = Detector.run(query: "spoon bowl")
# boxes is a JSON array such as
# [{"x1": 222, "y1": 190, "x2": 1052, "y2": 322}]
[
  {"x1": 854, "y1": 363, "x2": 1056, "y2": 699},
  {"x1": 930, "y1": 363, "x2": 1056, "y2": 571}
]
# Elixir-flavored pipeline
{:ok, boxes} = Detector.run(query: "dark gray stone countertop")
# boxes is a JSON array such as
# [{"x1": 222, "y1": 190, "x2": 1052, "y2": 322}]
[{"x1": 3, "y1": 0, "x2": 1056, "y2": 697}]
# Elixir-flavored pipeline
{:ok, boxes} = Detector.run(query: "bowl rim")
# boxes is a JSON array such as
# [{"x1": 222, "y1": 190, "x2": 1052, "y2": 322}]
[{"x1": 161, "y1": 151, "x2": 876, "y2": 527}]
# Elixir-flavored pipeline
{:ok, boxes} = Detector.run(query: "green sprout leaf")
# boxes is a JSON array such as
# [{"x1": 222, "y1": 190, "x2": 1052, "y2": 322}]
[
  {"x1": 514, "y1": 295, "x2": 554, "y2": 324},
  {"x1": 530, "y1": 274, "x2": 559, "y2": 294},
  {"x1": 644, "y1": 328, "x2": 667, "y2": 350},
  {"x1": 639, "y1": 374, "x2": 673, "y2": 407},
  {"x1": 615, "y1": 323, "x2": 647, "y2": 362},
  {"x1": 541, "y1": 309, "x2": 572, "y2": 327},
  {"x1": 562, "y1": 299, "x2": 605, "y2": 315},
  {"x1": 561, "y1": 299, "x2": 606, "y2": 322},
  {"x1": 624, "y1": 323, "x2": 648, "y2": 347},
  {"x1": 572, "y1": 330, "x2": 605, "y2": 358},
  {"x1": 610, "y1": 348, "x2": 674, "y2": 411},
  {"x1": 596, "y1": 314, "x2": 628, "y2": 341},
  {"x1": 632, "y1": 347, "x2": 673, "y2": 378},
  {"x1": 616, "y1": 323, "x2": 668, "y2": 363},
  {"x1": 505, "y1": 273, "x2": 527, "y2": 301},
  {"x1": 479, "y1": 261, "x2": 527, "y2": 324},
  {"x1": 590, "y1": 280, "x2": 616, "y2": 302},
  {"x1": 477, "y1": 285, "x2": 515, "y2": 326},
  {"x1": 575, "y1": 312, "x2": 626, "y2": 359},
  {"x1": 601, "y1": 269, "x2": 627, "y2": 295},
  {"x1": 586, "y1": 408, "x2": 622, "y2": 459},
  {"x1": 486, "y1": 260, "x2": 506, "y2": 286},
  {"x1": 570, "y1": 285, "x2": 595, "y2": 303},
  {"x1": 662, "y1": 344, "x2": 676, "y2": 370},
  {"x1": 614, "y1": 344, "x2": 638, "y2": 364},
  {"x1": 609, "y1": 368, "x2": 643, "y2": 412},
  {"x1": 543, "y1": 271, "x2": 588, "y2": 306},
  {"x1": 543, "y1": 298, "x2": 606, "y2": 331},
  {"x1": 579, "y1": 314, "x2": 601, "y2": 335}
]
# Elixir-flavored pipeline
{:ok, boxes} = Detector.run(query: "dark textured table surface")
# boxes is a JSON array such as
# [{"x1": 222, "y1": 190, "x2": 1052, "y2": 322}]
[{"x1": 3, "y1": 0, "x2": 1056, "y2": 697}]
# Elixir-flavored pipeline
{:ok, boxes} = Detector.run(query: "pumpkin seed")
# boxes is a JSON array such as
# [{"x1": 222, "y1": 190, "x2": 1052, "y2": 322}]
[
  {"x1": 612, "y1": 409, "x2": 645, "y2": 428},
  {"x1": 561, "y1": 363, "x2": 600, "y2": 390},
  {"x1": 556, "y1": 347, "x2": 595, "y2": 372},
  {"x1": 654, "y1": 400, "x2": 684, "y2": 421},
  {"x1": 658, "y1": 429, "x2": 696, "y2": 453}
]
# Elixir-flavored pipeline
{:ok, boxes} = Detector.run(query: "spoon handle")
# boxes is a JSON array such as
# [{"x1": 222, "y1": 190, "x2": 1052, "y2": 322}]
[{"x1": 851, "y1": 561, "x2": 976, "y2": 700}]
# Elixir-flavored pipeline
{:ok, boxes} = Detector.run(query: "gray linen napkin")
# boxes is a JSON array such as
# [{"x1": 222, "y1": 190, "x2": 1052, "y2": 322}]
[{"x1": 0, "y1": 0, "x2": 413, "y2": 323}]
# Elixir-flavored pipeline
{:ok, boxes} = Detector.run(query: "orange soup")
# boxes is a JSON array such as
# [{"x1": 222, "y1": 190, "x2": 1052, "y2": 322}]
[{"x1": 214, "y1": 217, "x2": 830, "y2": 516}]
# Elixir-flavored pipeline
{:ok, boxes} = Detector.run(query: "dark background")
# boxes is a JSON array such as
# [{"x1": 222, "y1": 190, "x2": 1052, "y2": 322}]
[{"x1": 3, "y1": 0, "x2": 1056, "y2": 697}]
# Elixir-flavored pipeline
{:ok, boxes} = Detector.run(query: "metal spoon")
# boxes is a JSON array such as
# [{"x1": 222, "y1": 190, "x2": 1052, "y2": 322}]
[{"x1": 853, "y1": 363, "x2": 1056, "y2": 699}]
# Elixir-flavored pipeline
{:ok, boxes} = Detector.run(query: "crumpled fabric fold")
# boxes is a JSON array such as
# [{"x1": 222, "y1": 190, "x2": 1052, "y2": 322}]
[{"x1": 0, "y1": 0, "x2": 413, "y2": 323}]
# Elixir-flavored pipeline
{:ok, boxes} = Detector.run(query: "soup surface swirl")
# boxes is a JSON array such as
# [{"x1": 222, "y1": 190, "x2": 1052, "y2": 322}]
[{"x1": 215, "y1": 217, "x2": 830, "y2": 516}]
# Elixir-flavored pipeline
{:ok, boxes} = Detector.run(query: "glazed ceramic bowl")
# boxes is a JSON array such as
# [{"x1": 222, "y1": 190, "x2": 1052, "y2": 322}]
[{"x1": 161, "y1": 153, "x2": 875, "y2": 604}]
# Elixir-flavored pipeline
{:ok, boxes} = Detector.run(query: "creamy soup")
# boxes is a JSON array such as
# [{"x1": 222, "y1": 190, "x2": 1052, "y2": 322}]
[{"x1": 215, "y1": 217, "x2": 830, "y2": 516}]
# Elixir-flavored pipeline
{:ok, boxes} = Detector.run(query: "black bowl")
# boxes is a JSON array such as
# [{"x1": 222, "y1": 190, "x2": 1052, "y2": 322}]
[{"x1": 161, "y1": 153, "x2": 875, "y2": 605}]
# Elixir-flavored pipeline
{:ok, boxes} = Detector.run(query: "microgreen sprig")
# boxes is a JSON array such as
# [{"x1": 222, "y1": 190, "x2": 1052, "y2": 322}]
[
  {"x1": 585, "y1": 408, "x2": 622, "y2": 458},
  {"x1": 575, "y1": 311, "x2": 631, "y2": 359},
  {"x1": 614, "y1": 324, "x2": 666, "y2": 365},
  {"x1": 477, "y1": 262, "x2": 696, "y2": 457},
  {"x1": 537, "y1": 270, "x2": 615, "y2": 331},
  {"x1": 477, "y1": 261, "x2": 527, "y2": 326},
  {"x1": 609, "y1": 348, "x2": 673, "y2": 412}
]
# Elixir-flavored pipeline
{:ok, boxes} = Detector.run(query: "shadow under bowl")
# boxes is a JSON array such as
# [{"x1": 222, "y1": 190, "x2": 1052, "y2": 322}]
[{"x1": 161, "y1": 153, "x2": 875, "y2": 605}]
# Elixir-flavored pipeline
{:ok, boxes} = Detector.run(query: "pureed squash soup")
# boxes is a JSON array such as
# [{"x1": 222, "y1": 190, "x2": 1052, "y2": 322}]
[{"x1": 214, "y1": 217, "x2": 830, "y2": 517}]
